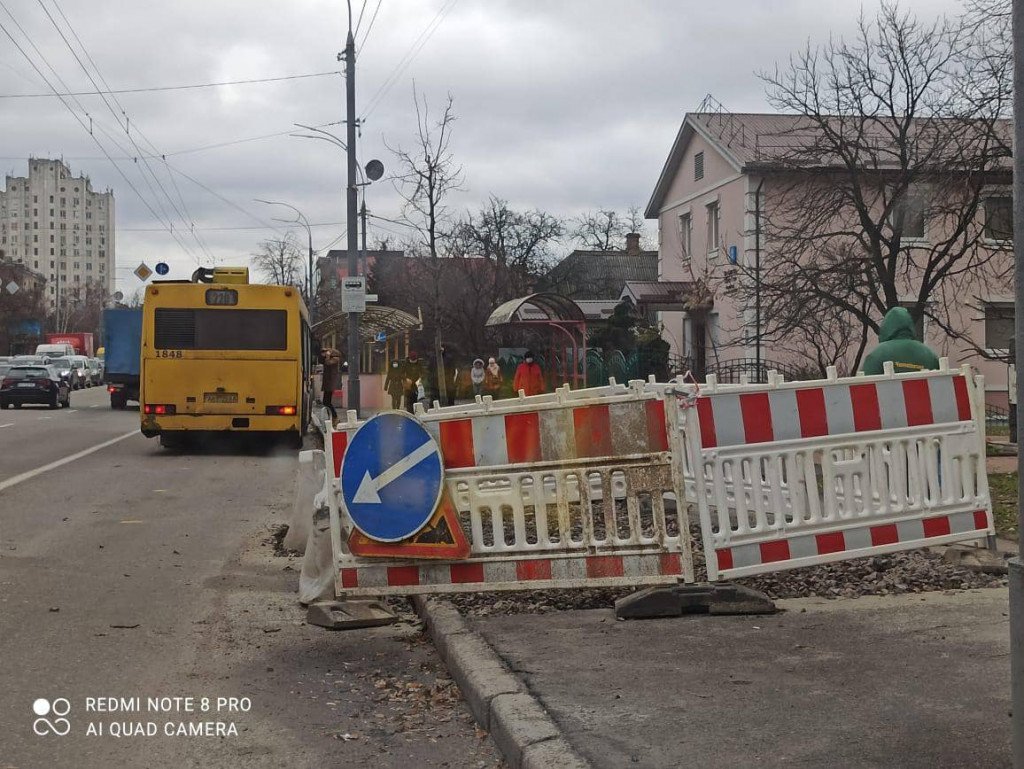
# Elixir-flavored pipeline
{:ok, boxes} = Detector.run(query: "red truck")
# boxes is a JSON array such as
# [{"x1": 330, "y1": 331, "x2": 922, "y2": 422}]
[{"x1": 40, "y1": 332, "x2": 95, "y2": 357}]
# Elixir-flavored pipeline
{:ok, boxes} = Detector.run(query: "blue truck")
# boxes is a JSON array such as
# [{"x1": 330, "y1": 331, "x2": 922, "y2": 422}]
[{"x1": 102, "y1": 308, "x2": 142, "y2": 409}]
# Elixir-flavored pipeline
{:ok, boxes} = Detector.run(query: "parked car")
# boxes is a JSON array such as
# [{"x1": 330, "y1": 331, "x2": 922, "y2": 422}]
[
  {"x1": 47, "y1": 357, "x2": 81, "y2": 389},
  {"x1": 0, "y1": 365, "x2": 71, "y2": 409},
  {"x1": 68, "y1": 356, "x2": 91, "y2": 388}
]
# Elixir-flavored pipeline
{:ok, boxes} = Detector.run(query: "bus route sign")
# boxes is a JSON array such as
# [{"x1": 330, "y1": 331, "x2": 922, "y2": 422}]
[
  {"x1": 339, "y1": 412, "x2": 444, "y2": 542},
  {"x1": 340, "y1": 276, "x2": 366, "y2": 313}
]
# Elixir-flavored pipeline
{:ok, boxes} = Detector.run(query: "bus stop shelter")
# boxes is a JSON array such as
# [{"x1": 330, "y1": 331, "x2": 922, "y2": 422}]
[
  {"x1": 485, "y1": 293, "x2": 587, "y2": 388},
  {"x1": 312, "y1": 305, "x2": 421, "y2": 409}
]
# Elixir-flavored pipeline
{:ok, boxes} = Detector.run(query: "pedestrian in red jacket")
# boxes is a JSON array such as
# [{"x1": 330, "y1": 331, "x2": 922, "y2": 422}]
[{"x1": 513, "y1": 351, "x2": 545, "y2": 396}]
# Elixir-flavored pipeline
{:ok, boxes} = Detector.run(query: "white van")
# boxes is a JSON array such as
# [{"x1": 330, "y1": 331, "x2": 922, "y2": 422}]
[{"x1": 36, "y1": 343, "x2": 75, "y2": 358}]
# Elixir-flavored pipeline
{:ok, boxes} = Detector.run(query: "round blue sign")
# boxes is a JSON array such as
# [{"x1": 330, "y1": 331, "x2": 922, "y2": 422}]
[
  {"x1": 340, "y1": 412, "x2": 443, "y2": 542},
  {"x1": 155, "y1": 262, "x2": 170, "y2": 275}
]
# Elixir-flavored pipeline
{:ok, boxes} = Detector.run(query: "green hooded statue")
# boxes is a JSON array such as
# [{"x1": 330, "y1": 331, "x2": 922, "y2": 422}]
[{"x1": 862, "y1": 307, "x2": 940, "y2": 375}]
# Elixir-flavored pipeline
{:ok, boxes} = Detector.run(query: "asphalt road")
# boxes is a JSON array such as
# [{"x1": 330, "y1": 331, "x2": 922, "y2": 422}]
[{"x1": 0, "y1": 385, "x2": 500, "y2": 769}]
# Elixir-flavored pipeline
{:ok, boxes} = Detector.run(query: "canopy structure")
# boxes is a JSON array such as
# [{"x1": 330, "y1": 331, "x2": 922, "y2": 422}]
[
  {"x1": 485, "y1": 293, "x2": 587, "y2": 388},
  {"x1": 313, "y1": 305, "x2": 421, "y2": 344}
]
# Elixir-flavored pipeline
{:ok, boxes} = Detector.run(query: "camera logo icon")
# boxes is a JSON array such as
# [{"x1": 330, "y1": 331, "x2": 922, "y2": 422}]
[{"x1": 32, "y1": 698, "x2": 71, "y2": 736}]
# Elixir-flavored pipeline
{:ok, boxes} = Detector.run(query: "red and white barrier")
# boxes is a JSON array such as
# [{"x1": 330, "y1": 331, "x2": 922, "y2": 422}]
[
  {"x1": 311, "y1": 360, "x2": 994, "y2": 599},
  {"x1": 322, "y1": 383, "x2": 693, "y2": 597},
  {"x1": 676, "y1": 362, "x2": 993, "y2": 581}
]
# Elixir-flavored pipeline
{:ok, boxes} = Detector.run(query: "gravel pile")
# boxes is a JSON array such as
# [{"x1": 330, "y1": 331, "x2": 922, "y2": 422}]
[{"x1": 450, "y1": 546, "x2": 1007, "y2": 618}]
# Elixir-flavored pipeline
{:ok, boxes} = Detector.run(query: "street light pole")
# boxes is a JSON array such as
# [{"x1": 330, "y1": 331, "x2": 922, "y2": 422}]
[
  {"x1": 345, "y1": 22, "x2": 361, "y2": 416},
  {"x1": 254, "y1": 199, "x2": 315, "y2": 320}
]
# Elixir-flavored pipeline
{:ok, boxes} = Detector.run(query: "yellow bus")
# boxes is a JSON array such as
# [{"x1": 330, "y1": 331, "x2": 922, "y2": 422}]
[{"x1": 140, "y1": 267, "x2": 313, "y2": 448}]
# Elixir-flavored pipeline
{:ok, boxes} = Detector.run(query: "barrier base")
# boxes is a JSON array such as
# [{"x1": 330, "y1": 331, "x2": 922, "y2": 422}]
[
  {"x1": 614, "y1": 582, "x2": 776, "y2": 620},
  {"x1": 306, "y1": 599, "x2": 398, "y2": 630}
]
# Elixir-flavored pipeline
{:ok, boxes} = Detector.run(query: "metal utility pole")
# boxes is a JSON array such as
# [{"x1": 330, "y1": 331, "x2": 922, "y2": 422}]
[
  {"x1": 754, "y1": 178, "x2": 764, "y2": 383},
  {"x1": 344, "y1": 24, "x2": 361, "y2": 415},
  {"x1": 1012, "y1": 2, "x2": 1024, "y2": 765},
  {"x1": 360, "y1": 199, "x2": 367, "y2": 276}
]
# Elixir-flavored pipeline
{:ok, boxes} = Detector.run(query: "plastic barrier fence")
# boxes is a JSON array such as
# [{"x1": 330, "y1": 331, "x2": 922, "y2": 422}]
[
  {"x1": 322, "y1": 383, "x2": 693, "y2": 596},
  {"x1": 675, "y1": 362, "x2": 993, "y2": 581}
]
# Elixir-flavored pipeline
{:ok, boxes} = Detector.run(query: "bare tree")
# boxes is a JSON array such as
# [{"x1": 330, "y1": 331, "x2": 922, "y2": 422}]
[
  {"x1": 455, "y1": 196, "x2": 562, "y2": 295},
  {"x1": 570, "y1": 205, "x2": 650, "y2": 251},
  {"x1": 57, "y1": 280, "x2": 109, "y2": 336},
  {"x1": 391, "y1": 89, "x2": 463, "y2": 260},
  {"x1": 252, "y1": 233, "x2": 303, "y2": 288},
  {"x1": 389, "y1": 88, "x2": 464, "y2": 400},
  {"x1": 740, "y1": 3, "x2": 1011, "y2": 372}
]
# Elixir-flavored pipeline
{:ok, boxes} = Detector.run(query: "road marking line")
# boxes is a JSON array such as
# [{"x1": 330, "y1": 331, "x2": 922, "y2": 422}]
[
  {"x1": 0, "y1": 423, "x2": 12, "y2": 428},
  {"x1": 66, "y1": 409, "x2": 77, "y2": 414},
  {"x1": 0, "y1": 430, "x2": 138, "y2": 493},
  {"x1": 37, "y1": 416, "x2": 51, "y2": 420},
  {"x1": 90, "y1": 405, "x2": 100, "y2": 408}
]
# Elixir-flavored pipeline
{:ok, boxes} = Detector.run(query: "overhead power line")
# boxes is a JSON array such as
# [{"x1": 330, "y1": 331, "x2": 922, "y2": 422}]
[
  {"x1": 362, "y1": 0, "x2": 456, "y2": 119},
  {"x1": 36, "y1": 0, "x2": 215, "y2": 264},
  {"x1": 0, "y1": 2, "x2": 206, "y2": 264},
  {"x1": 0, "y1": 70, "x2": 342, "y2": 98},
  {"x1": 356, "y1": 0, "x2": 383, "y2": 56},
  {"x1": 121, "y1": 221, "x2": 345, "y2": 232},
  {"x1": 0, "y1": 119, "x2": 346, "y2": 162}
]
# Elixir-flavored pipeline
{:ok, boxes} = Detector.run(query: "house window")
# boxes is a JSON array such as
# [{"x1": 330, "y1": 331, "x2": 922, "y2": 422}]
[
  {"x1": 706, "y1": 201, "x2": 720, "y2": 254},
  {"x1": 985, "y1": 302, "x2": 1014, "y2": 350},
  {"x1": 678, "y1": 213, "x2": 692, "y2": 259},
  {"x1": 985, "y1": 197, "x2": 1012, "y2": 241},
  {"x1": 694, "y1": 151, "x2": 705, "y2": 181},
  {"x1": 890, "y1": 192, "x2": 926, "y2": 239}
]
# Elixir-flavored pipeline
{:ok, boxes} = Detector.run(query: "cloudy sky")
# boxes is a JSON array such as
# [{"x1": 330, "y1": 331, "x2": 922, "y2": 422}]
[{"x1": 0, "y1": 0, "x2": 964, "y2": 295}]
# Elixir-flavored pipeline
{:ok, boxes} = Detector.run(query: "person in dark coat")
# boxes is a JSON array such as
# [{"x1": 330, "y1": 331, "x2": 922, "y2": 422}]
[
  {"x1": 384, "y1": 359, "x2": 404, "y2": 410},
  {"x1": 403, "y1": 351, "x2": 423, "y2": 414},
  {"x1": 320, "y1": 347, "x2": 341, "y2": 420}
]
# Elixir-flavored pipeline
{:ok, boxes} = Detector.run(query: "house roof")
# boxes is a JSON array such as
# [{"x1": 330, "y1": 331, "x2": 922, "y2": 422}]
[
  {"x1": 620, "y1": 280, "x2": 692, "y2": 310},
  {"x1": 542, "y1": 250, "x2": 657, "y2": 301},
  {"x1": 645, "y1": 111, "x2": 1012, "y2": 218}
]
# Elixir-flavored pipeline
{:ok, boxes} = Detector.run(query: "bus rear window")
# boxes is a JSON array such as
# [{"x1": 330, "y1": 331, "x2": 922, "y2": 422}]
[{"x1": 154, "y1": 309, "x2": 287, "y2": 350}]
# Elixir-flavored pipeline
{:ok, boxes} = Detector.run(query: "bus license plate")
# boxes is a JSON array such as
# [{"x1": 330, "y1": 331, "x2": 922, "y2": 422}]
[{"x1": 204, "y1": 392, "x2": 238, "y2": 403}]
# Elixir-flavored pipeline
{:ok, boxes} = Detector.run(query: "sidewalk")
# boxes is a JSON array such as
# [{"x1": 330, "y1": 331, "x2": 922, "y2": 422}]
[{"x1": 469, "y1": 589, "x2": 1011, "y2": 769}]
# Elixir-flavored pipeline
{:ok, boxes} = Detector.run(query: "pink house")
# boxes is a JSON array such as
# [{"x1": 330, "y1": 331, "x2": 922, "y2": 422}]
[{"x1": 645, "y1": 110, "x2": 1014, "y2": 408}]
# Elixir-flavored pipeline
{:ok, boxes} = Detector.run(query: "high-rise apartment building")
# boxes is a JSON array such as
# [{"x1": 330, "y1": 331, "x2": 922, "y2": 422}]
[{"x1": 0, "y1": 158, "x2": 115, "y2": 308}]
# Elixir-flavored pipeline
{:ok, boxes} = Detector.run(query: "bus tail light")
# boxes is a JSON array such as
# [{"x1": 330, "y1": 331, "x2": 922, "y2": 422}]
[
  {"x1": 266, "y1": 405, "x2": 297, "y2": 416},
  {"x1": 143, "y1": 404, "x2": 176, "y2": 415}
]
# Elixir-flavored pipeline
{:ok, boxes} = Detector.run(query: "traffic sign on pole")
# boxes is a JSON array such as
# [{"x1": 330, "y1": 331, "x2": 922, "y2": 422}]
[{"x1": 340, "y1": 412, "x2": 443, "y2": 542}]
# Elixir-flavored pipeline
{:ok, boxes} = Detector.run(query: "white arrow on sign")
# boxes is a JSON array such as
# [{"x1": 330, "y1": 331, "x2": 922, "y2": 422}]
[{"x1": 353, "y1": 440, "x2": 439, "y2": 504}]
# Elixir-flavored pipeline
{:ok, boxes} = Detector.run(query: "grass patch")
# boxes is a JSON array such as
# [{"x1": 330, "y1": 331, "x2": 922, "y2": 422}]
[{"x1": 990, "y1": 472, "x2": 1018, "y2": 541}]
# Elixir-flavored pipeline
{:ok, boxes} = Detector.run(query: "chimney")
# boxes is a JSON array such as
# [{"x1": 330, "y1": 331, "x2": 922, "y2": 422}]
[{"x1": 625, "y1": 232, "x2": 641, "y2": 256}]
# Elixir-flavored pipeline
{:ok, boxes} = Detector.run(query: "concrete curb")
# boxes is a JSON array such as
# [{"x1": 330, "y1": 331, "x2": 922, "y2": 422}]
[{"x1": 412, "y1": 595, "x2": 590, "y2": 769}]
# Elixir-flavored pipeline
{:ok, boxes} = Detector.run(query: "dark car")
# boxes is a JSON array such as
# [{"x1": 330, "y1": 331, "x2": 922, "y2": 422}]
[{"x1": 0, "y1": 365, "x2": 71, "y2": 409}]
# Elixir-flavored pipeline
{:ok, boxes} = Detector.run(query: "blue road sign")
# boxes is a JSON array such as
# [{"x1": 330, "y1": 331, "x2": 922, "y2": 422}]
[
  {"x1": 155, "y1": 262, "x2": 170, "y2": 275},
  {"x1": 340, "y1": 412, "x2": 444, "y2": 542},
  {"x1": 374, "y1": 330, "x2": 387, "y2": 343}
]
